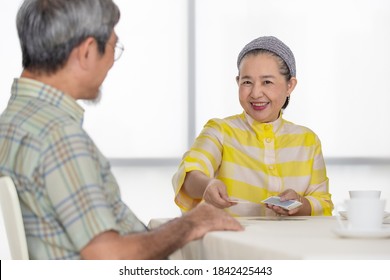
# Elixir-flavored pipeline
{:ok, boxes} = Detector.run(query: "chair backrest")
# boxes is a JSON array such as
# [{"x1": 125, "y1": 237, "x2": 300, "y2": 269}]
[{"x1": 0, "y1": 176, "x2": 29, "y2": 260}]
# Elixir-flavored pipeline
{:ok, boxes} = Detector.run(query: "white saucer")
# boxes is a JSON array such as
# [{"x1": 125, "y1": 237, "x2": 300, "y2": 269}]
[
  {"x1": 332, "y1": 227, "x2": 390, "y2": 239},
  {"x1": 338, "y1": 211, "x2": 390, "y2": 220}
]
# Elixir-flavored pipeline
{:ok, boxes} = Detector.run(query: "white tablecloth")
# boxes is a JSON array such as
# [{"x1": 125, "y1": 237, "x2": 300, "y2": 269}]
[{"x1": 149, "y1": 216, "x2": 390, "y2": 259}]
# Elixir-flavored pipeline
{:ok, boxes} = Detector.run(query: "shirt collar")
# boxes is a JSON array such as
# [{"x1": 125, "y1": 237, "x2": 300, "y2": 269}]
[
  {"x1": 243, "y1": 111, "x2": 284, "y2": 133},
  {"x1": 11, "y1": 77, "x2": 85, "y2": 125}
]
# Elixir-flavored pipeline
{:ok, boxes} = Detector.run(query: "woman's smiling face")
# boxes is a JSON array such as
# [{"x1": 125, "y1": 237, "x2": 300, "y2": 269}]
[{"x1": 237, "y1": 52, "x2": 296, "y2": 123}]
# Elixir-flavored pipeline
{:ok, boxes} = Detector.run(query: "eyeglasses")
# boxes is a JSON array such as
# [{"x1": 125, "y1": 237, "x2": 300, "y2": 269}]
[{"x1": 108, "y1": 40, "x2": 124, "y2": 61}]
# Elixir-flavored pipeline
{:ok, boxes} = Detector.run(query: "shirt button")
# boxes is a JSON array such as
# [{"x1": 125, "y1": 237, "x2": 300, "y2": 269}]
[
  {"x1": 266, "y1": 137, "x2": 272, "y2": 143},
  {"x1": 268, "y1": 165, "x2": 274, "y2": 170}
]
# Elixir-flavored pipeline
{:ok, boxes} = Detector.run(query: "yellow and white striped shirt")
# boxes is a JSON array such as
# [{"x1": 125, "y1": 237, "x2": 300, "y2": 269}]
[{"x1": 173, "y1": 112, "x2": 333, "y2": 216}]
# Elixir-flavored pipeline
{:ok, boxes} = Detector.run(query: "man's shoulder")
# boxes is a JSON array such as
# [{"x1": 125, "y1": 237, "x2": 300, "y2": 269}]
[{"x1": 1, "y1": 97, "x2": 83, "y2": 141}]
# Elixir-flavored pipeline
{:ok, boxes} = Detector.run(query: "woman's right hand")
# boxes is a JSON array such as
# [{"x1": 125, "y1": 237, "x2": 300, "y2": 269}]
[{"x1": 203, "y1": 179, "x2": 236, "y2": 208}]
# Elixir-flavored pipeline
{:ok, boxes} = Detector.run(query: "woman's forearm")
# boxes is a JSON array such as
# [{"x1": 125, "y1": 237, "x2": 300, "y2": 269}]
[{"x1": 182, "y1": 170, "x2": 211, "y2": 199}]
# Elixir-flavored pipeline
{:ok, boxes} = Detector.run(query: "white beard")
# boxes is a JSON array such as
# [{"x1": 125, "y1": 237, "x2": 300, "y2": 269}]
[{"x1": 83, "y1": 87, "x2": 103, "y2": 106}]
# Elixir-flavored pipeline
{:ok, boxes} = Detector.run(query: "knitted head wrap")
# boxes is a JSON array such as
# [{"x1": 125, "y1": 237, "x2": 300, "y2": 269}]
[{"x1": 237, "y1": 36, "x2": 296, "y2": 77}]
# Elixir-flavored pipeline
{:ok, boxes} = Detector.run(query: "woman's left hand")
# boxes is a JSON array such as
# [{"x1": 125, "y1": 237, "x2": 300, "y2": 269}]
[{"x1": 265, "y1": 189, "x2": 303, "y2": 216}]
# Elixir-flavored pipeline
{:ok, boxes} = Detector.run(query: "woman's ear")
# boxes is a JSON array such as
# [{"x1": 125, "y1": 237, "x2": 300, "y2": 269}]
[
  {"x1": 287, "y1": 77, "x2": 297, "y2": 95},
  {"x1": 236, "y1": 75, "x2": 240, "y2": 85}
]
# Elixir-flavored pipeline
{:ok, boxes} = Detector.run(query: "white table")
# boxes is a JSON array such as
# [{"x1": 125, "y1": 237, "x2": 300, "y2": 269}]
[{"x1": 149, "y1": 216, "x2": 390, "y2": 259}]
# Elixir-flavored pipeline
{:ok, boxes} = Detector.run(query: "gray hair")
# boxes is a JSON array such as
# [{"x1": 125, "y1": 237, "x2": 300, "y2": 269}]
[{"x1": 17, "y1": 0, "x2": 120, "y2": 74}]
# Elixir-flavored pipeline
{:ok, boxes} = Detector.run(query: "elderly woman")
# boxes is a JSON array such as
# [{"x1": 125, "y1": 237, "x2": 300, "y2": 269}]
[{"x1": 173, "y1": 36, "x2": 333, "y2": 217}]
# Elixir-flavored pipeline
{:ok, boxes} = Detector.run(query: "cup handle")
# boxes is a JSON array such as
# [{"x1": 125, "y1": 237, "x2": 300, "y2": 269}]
[{"x1": 335, "y1": 203, "x2": 347, "y2": 229}]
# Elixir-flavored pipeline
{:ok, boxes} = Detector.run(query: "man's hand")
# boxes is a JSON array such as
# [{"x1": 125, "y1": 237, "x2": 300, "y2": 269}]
[{"x1": 183, "y1": 202, "x2": 244, "y2": 242}]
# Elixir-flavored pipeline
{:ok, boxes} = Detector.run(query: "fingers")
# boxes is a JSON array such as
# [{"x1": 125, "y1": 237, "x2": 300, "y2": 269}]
[
  {"x1": 205, "y1": 203, "x2": 244, "y2": 231},
  {"x1": 266, "y1": 189, "x2": 303, "y2": 216},
  {"x1": 279, "y1": 189, "x2": 300, "y2": 202},
  {"x1": 266, "y1": 204, "x2": 289, "y2": 216},
  {"x1": 208, "y1": 197, "x2": 235, "y2": 208},
  {"x1": 187, "y1": 203, "x2": 244, "y2": 240},
  {"x1": 203, "y1": 181, "x2": 234, "y2": 208}
]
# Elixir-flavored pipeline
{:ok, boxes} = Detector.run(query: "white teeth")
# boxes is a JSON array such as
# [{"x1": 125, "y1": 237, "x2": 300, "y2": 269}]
[{"x1": 252, "y1": 102, "x2": 268, "y2": 106}]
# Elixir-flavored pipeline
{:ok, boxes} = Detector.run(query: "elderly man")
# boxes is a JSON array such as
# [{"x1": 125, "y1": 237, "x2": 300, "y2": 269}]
[{"x1": 0, "y1": 0, "x2": 242, "y2": 260}]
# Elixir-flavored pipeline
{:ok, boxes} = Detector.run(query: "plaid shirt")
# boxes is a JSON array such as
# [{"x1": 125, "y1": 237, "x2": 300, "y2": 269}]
[
  {"x1": 0, "y1": 78, "x2": 146, "y2": 259},
  {"x1": 173, "y1": 112, "x2": 333, "y2": 216}
]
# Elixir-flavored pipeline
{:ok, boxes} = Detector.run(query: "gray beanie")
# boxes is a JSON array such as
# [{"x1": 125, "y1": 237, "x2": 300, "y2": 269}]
[{"x1": 237, "y1": 36, "x2": 296, "y2": 77}]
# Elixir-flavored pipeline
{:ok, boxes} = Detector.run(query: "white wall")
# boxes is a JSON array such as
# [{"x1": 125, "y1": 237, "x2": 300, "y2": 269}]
[{"x1": 83, "y1": 0, "x2": 189, "y2": 158}]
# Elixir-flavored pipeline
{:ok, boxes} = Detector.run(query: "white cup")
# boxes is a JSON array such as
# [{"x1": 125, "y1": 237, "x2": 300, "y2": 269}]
[
  {"x1": 349, "y1": 190, "x2": 381, "y2": 199},
  {"x1": 338, "y1": 198, "x2": 386, "y2": 231}
]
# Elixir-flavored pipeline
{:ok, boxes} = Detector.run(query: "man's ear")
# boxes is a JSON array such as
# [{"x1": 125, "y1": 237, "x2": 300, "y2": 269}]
[{"x1": 77, "y1": 37, "x2": 97, "y2": 70}]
